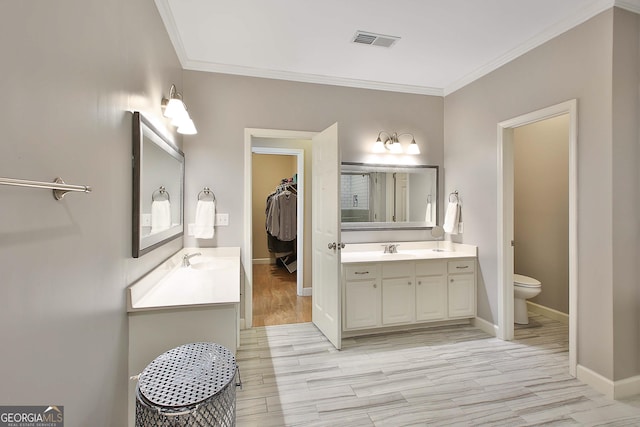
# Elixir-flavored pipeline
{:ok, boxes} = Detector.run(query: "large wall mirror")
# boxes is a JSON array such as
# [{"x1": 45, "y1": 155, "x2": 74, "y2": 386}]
[
  {"x1": 341, "y1": 162, "x2": 438, "y2": 231},
  {"x1": 132, "y1": 112, "x2": 184, "y2": 258}
]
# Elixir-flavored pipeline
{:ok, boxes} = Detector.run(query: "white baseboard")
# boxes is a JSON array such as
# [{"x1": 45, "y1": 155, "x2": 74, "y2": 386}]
[
  {"x1": 614, "y1": 375, "x2": 640, "y2": 399},
  {"x1": 577, "y1": 364, "x2": 614, "y2": 399},
  {"x1": 472, "y1": 316, "x2": 498, "y2": 337},
  {"x1": 253, "y1": 258, "x2": 274, "y2": 265},
  {"x1": 577, "y1": 365, "x2": 640, "y2": 399},
  {"x1": 300, "y1": 287, "x2": 312, "y2": 297},
  {"x1": 527, "y1": 301, "x2": 569, "y2": 325}
]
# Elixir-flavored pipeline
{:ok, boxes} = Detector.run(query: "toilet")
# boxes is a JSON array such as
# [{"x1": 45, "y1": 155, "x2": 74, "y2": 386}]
[{"x1": 513, "y1": 274, "x2": 542, "y2": 325}]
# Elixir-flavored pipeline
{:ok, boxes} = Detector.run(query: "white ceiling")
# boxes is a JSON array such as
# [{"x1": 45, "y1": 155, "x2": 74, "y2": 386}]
[{"x1": 155, "y1": 0, "x2": 639, "y2": 96}]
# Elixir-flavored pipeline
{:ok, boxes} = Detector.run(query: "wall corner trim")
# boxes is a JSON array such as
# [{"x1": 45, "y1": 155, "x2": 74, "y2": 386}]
[
  {"x1": 577, "y1": 365, "x2": 640, "y2": 399},
  {"x1": 472, "y1": 316, "x2": 498, "y2": 337}
]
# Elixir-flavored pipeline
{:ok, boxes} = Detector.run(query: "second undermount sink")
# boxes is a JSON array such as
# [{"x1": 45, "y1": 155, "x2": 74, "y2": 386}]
[
  {"x1": 380, "y1": 252, "x2": 416, "y2": 260},
  {"x1": 189, "y1": 257, "x2": 234, "y2": 271}
]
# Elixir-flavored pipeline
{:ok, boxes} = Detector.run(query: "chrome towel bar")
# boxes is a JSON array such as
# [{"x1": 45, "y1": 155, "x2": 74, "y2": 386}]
[{"x1": 0, "y1": 176, "x2": 92, "y2": 200}]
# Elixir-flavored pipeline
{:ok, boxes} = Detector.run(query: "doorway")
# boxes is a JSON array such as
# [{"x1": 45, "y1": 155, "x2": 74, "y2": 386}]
[
  {"x1": 243, "y1": 129, "x2": 316, "y2": 329},
  {"x1": 251, "y1": 149, "x2": 309, "y2": 326},
  {"x1": 497, "y1": 99, "x2": 578, "y2": 376}
]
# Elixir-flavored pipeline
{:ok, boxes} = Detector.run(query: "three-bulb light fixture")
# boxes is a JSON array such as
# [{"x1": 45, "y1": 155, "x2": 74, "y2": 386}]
[
  {"x1": 161, "y1": 84, "x2": 197, "y2": 135},
  {"x1": 372, "y1": 131, "x2": 420, "y2": 154}
]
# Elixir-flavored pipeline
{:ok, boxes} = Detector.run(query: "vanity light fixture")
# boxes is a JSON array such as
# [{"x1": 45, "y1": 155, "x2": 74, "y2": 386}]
[
  {"x1": 372, "y1": 131, "x2": 420, "y2": 155},
  {"x1": 161, "y1": 84, "x2": 198, "y2": 135}
]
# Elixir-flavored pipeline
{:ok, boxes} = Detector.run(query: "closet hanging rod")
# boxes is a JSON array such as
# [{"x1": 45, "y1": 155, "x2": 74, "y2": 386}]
[{"x1": 0, "y1": 176, "x2": 92, "y2": 200}]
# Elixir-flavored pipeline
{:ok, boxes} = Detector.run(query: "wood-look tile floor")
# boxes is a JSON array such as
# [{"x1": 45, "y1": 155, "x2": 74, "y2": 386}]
[
  {"x1": 236, "y1": 314, "x2": 640, "y2": 426},
  {"x1": 252, "y1": 264, "x2": 311, "y2": 327}
]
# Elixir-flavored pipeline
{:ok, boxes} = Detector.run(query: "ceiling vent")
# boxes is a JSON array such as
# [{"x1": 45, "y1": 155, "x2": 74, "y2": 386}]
[{"x1": 352, "y1": 31, "x2": 400, "y2": 48}]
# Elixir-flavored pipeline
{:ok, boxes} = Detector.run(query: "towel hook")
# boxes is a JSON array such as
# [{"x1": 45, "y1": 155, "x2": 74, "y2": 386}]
[
  {"x1": 449, "y1": 190, "x2": 459, "y2": 203},
  {"x1": 198, "y1": 186, "x2": 216, "y2": 202}
]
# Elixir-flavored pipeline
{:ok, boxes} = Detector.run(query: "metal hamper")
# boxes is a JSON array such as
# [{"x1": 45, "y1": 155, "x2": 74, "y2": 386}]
[{"x1": 135, "y1": 342, "x2": 238, "y2": 427}]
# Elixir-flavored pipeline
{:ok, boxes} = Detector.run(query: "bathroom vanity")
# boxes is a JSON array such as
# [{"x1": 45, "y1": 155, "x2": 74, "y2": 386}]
[
  {"x1": 126, "y1": 247, "x2": 240, "y2": 427},
  {"x1": 341, "y1": 242, "x2": 476, "y2": 336}
]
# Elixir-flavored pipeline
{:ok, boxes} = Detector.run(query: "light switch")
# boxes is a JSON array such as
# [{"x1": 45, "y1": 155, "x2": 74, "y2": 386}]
[{"x1": 215, "y1": 213, "x2": 229, "y2": 226}]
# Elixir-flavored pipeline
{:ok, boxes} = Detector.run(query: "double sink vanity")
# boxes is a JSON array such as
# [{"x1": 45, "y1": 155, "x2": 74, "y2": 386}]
[{"x1": 341, "y1": 241, "x2": 477, "y2": 336}]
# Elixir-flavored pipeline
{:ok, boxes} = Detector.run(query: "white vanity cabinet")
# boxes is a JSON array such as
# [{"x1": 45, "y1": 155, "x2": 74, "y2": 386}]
[
  {"x1": 381, "y1": 262, "x2": 415, "y2": 325},
  {"x1": 415, "y1": 260, "x2": 448, "y2": 321},
  {"x1": 343, "y1": 264, "x2": 381, "y2": 330},
  {"x1": 447, "y1": 259, "x2": 476, "y2": 318},
  {"x1": 342, "y1": 245, "x2": 477, "y2": 335}
]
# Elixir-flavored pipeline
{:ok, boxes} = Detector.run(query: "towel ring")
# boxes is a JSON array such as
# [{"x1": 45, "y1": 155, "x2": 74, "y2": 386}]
[
  {"x1": 152, "y1": 186, "x2": 170, "y2": 202},
  {"x1": 198, "y1": 187, "x2": 216, "y2": 202},
  {"x1": 449, "y1": 191, "x2": 459, "y2": 203}
]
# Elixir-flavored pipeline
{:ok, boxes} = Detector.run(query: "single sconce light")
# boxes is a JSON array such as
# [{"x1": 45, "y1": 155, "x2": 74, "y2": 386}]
[
  {"x1": 161, "y1": 84, "x2": 198, "y2": 135},
  {"x1": 373, "y1": 131, "x2": 420, "y2": 154}
]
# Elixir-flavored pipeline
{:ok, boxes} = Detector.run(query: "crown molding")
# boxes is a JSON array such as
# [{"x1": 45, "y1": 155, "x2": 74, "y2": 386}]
[
  {"x1": 615, "y1": 0, "x2": 640, "y2": 13},
  {"x1": 183, "y1": 60, "x2": 443, "y2": 96},
  {"x1": 155, "y1": 0, "x2": 189, "y2": 66},
  {"x1": 444, "y1": 0, "x2": 616, "y2": 95},
  {"x1": 156, "y1": 0, "x2": 635, "y2": 99}
]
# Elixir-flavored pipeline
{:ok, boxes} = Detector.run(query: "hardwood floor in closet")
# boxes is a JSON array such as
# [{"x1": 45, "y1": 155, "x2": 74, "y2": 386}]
[{"x1": 252, "y1": 264, "x2": 311, "y2": 327}]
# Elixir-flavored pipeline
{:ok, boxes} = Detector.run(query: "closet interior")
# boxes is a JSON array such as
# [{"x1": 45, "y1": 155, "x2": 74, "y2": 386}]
[{"x1": 251, "y1": 153, "x2": 311, "y2": 327}]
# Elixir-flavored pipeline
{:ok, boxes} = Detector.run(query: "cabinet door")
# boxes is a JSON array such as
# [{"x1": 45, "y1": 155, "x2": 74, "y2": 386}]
[
  {"x1": 382, "y1": 277, "x2": 415, "y2": 325},
  {"x1": 448, "y1": 274, "x2": 476, "y2": 318},
  {"x1": 345, "y1": 279, "x2": 380, "y2": 330},
  {"x1": 416, "y1": 275, "x2": 447, "y2": 321}
]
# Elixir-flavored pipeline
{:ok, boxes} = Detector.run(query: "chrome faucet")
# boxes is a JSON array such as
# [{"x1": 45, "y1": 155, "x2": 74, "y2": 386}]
[
  {"x1": 383, "y1": 244, "x2": 399, "y2": 254},
  {"x1": 182, "y1": 252, "x2": 202, "y2": 267}
]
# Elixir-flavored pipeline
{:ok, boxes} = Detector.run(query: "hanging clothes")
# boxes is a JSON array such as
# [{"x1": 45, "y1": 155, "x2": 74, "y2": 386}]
[{"x1": 265, "y1": 179, "x2": 298, "y2": 272}]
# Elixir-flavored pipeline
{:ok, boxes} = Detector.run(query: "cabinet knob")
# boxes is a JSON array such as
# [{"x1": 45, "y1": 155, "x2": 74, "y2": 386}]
[
  {"x1": 373, "y1": 284, "x2": 377, "y2": 288},
  {"x1": 418, "y1": 281, "x2": 422, "y2": 285},
  {"x1": 408, "y1": 281, "x2": 412, "y2": 285},
  {"x1": 451, "y1": 279, "x2": 454, "y2": 283}
]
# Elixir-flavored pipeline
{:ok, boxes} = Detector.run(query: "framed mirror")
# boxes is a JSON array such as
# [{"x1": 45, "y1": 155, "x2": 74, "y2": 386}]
[
  {"x1": 132, "y1": 111, "x2": 184, "y2": 258},
  {"x1": 341, "y1": 162, "x2": 438, "y2": 231}
]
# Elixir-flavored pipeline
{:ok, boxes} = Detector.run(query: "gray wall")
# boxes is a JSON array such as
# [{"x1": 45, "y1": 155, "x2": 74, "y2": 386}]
[
  {"x1": 0, "y1": 1, "x2": 183, "y2": 425},
  {"x1": 514, "y1": 115, "x2": 569, "y2": 314},
  {"x1": 611, "y1": 7, "x2": 640, "y2": 382},
  {"x1": 181, "y1": 72, "x2": 445, "y2": 250},
  {"x1": 444, "y1": 8, "x2": 640, "y2": 382}
]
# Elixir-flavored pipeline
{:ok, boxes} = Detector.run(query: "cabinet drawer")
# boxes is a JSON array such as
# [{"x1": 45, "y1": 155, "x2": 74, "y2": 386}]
[
  {"x1": 448, "y1": 259, "x2": 475, "y2": 274},
  {"x1": 382, "y1": 261, "x2": 414, "y2": 278},
  {"x1": 416, "y1": 260, "x2": 446, "y2": 276},
  {"x1": 345, "y1": 264, "x2": 378, "y2": 280}
]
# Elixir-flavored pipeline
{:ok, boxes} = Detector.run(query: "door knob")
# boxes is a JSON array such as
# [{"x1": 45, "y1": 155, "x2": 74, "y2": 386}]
[{"x1": 328, "y1": 242, "x2": 337, "y2": 250}]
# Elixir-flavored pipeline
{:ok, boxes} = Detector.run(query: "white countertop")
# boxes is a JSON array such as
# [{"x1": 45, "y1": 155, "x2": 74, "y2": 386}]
[
  {"x1": 127, "y1": 247, "x2": 241, "y2": 312},
  {"x1": 341, "y1": 241, "x2": 477, "y2": 264}
]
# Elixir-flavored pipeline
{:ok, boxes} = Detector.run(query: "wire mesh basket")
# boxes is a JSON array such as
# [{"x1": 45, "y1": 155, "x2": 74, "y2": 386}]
[{"x1": 135, "y1": 342, "x2": 238, "y2": 427}]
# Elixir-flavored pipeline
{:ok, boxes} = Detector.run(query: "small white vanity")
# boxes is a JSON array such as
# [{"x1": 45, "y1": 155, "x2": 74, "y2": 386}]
[
  {"x1": 126, "y1": 247, "x2": 240, "y2": 426},
  {"x1": 341, "y1": 241, "x2": 477, "y2": 336}
]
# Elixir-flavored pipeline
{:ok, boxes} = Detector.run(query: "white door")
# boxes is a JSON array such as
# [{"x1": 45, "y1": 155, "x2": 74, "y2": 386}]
[{"x1": 312, "y1": 123, "x2": 342, "y2": 349}]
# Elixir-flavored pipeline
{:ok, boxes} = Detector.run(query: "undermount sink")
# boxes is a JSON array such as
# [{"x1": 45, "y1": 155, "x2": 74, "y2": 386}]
[
  {"x1": 381, "y1": 252, "x2": 416, "y2": 259},
  {"x1": 189, "y1": 257, "x2": 234, "y2": 271}
]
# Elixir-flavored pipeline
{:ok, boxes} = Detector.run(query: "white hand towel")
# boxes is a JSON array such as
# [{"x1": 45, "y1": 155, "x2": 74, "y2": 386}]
[
  {"x1": 151, "y1": 200, "x2": 171, "y2": 234},
  {"x1": 425, "y1": 201, "x2": 432, "y2": 224},
  {"x1": 194, "y1": 200, "x2": 215, "y2": 239},
  {"x1": 443, "y1": 201, "x2": 459, "y2": 234}
]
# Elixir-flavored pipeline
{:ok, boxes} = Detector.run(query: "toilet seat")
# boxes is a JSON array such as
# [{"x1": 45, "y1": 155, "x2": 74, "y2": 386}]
[{"x1": 514, "y1": 274, "x2": 541, "y2": 288}]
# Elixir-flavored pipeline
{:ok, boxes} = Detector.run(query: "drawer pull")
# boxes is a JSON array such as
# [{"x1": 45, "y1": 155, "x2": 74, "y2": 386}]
[
  {"x1": 456, "y1": 265, "x2": 469, "y2": 269},
  {"x1": 354, "y1": 271, "x2": 370, "y2": 275}
]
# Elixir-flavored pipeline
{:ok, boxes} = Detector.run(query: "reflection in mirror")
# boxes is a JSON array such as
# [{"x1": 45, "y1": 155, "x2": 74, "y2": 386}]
[
  {"x1": 132, "y1": 112, "x2": 184, "y2": 258},
  {"x1": 341, "y1": 162, "x2": 438, "y2": 231}
]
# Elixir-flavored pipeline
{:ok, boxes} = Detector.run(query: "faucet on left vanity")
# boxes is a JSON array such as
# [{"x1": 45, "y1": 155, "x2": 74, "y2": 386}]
[{"x1": 182, "y1": 252, "x2": 202, "y2": 267}]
